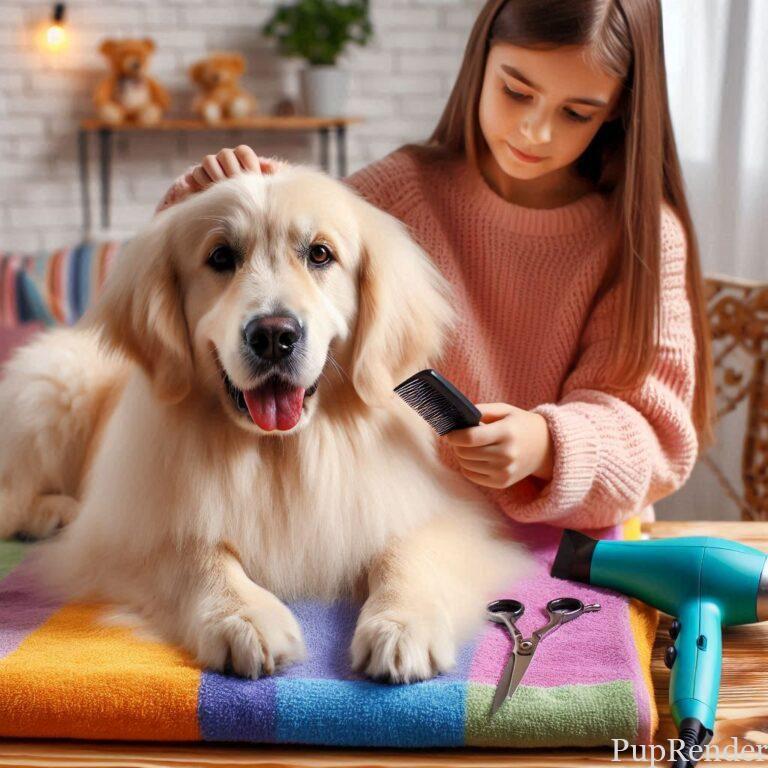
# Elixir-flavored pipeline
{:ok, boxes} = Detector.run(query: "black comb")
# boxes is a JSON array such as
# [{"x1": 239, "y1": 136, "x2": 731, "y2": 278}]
[{"x1": 394, "y1": 369, "x2": 481, "y2": 435}]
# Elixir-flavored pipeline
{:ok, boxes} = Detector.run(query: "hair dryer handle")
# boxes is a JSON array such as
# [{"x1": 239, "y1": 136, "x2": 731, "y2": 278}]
[{"x1": 669, "y1": 600, "x2": 720, "y2": 755}]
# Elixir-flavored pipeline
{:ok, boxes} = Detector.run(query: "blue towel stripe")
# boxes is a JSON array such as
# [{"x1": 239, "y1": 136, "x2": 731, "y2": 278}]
[{"x1": 275, "y1": 678, "x2": 467, "y2": 747}]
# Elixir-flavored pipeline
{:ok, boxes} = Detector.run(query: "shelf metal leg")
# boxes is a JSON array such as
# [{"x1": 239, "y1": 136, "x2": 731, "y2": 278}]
[
  {"x1": 318, "y1": 127, "x2": 330, "y2": 173},
  {"x1": 98, "y1": 128, "x2": 112, "y2": 230},
  {"x1": 336, "y1": 125, "x2": 347, "y2": 178},
  {"x1": 78, "y1": 129, "x2": 91, "y2": 237}
]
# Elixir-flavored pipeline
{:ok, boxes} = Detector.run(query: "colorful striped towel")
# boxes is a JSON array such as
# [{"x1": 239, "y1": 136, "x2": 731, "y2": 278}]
[
  {"x1": 0, "y1": 517, "x2": 658, "y2": 748},
  {"x1": 0, "y1": 242, "x2": 121, "y2": 328}
]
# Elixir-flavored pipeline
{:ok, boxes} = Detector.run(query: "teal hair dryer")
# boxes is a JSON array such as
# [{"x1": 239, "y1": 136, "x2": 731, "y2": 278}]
[{"x1": 552, "y1": 530, "x2": 768, "y2": 768}]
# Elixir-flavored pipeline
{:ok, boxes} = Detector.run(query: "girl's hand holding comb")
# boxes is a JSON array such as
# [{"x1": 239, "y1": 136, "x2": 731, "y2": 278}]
[{"x1": 443, "y1": 403, "x2": 554, "y2": 490}]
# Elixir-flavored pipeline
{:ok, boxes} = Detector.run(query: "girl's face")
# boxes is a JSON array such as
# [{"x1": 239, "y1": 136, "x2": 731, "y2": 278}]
[{"x1": 478, "y1": 43, "x2": 624, "y2": 184}]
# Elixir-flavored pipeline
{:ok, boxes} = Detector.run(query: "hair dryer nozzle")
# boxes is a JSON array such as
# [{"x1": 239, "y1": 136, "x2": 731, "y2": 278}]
[{"x1": 551, "y1": 530, "x2": 597, "y2": 583}]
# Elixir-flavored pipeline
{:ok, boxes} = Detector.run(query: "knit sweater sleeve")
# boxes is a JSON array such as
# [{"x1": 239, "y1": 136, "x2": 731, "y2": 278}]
[{"x1": 503, "y1": 205, "x2": 699, "y2": 529}]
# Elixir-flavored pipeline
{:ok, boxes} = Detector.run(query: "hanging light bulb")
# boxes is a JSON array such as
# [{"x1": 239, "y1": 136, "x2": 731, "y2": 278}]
[{"x1": 45, "y1": 3, "x2": 67, "y2": 52}]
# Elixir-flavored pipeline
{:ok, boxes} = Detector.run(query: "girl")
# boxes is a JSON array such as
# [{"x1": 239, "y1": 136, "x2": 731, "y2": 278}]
[{"x1": 156, "y1": 0, "x2": 713, "y2": 531}]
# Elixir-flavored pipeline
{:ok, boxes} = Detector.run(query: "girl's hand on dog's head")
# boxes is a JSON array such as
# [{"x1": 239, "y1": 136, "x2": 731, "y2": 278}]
[
  {"x1": 189, "y1": 146, "x2": 282, "y2": 190},
  {"x1": 156, "y1": 146, "x2": 286, "y2": 214}
]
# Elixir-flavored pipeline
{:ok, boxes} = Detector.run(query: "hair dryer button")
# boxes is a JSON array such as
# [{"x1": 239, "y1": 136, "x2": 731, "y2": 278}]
[
  {"x1": 697, "y1": 634, "x2": 707, "y2": 650},
  {"x1": 664, "y1": 645, "x2": 677, "y2": 669},
  {"x1": 669, "y1": 619, "x2": 681, "y2": 640}
]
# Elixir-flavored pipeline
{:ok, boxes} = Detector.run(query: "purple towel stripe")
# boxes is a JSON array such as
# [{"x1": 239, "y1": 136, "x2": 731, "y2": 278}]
[{"x1": 0, "y1": 557, "x2": 63, "y2": 661}]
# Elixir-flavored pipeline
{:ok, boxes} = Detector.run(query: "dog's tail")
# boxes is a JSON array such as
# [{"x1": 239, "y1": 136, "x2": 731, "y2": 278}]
[{"x1": 0, "y1": 326, "x2": 127, "y2": 540}]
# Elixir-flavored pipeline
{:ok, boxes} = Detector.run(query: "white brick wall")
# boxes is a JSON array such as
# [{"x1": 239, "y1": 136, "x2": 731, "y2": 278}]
[{"x1": 0, "y1": 0, "x2": 483, "y2": 250}]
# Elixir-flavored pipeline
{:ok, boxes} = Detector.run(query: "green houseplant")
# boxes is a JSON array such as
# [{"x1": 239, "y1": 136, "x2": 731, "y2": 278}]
[{"x1": 263, "y1": 0, "x2": 372, "y2": 117}]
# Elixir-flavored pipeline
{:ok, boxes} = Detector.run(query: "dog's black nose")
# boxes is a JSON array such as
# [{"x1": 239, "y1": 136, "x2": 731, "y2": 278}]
[{"x1": 244, "y1": 314, "x2": 302, "y2": 361}]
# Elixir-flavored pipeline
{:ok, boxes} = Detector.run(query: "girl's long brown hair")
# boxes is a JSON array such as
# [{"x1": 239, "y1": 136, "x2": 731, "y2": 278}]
[{"x1": 413, "y1": 0, "x2": 714, "y2": 451}]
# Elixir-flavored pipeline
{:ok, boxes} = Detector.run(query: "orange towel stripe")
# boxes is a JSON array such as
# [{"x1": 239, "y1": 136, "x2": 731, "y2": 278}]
[
  {"x1": 0, "y1": 603, "x2": 201, "y2": 740},
  {"x1": 623, "y1": 516, "x2": 660, "y2": 741}
]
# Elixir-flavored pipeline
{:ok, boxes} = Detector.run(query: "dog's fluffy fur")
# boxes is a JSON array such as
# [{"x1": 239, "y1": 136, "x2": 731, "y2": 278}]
[{"x1": 0, "y1": 167, "x2": 530, "y2": 682}]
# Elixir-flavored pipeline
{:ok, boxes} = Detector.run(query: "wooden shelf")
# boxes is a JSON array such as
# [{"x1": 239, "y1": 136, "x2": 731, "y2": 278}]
[
  {"x1": 79, "y1": 117, "x2": 363, "y2": 132},
  {"x1": 78, "y1": 116, "x2": 360, "y2": 233}
]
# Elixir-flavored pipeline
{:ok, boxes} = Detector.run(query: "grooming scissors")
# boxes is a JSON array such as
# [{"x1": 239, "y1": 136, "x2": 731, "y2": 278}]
[{"x1": 486, "y1": 597, "x2": 601, "y2": 717}]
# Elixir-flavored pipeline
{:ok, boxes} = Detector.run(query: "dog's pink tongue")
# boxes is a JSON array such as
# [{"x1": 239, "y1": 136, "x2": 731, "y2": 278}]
[{"x1": 243, "y1": 380, "x2": 305, "y2": 431}]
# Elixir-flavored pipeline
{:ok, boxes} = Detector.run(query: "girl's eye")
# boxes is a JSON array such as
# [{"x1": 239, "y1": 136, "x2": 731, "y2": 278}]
[
  {"x1": 503, "y1": 86, "x2": 530, "y2": 102},
  {"x1": 206, "y1": 245, "x2": 238, "y2": 273},
  {"x1": 308, "y1": 243, "x2": 334, "y2": 267},
  {"x1": 503, "y1": 83, "x2": 593, "y2": 124},
  {"x1": 565, "y1": 108, "x2": 592, "y2": 123}
]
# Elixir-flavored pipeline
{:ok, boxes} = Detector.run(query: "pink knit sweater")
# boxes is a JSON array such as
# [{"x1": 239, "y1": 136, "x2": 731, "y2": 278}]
[{"x1": 345, "y1": 149, "x2": 699, "y2": 530}]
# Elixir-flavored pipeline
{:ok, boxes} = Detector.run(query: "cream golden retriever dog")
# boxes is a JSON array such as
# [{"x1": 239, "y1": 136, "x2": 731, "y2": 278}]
[{"x1": 0, "y1": 166, "x2": 530, "y2": 681}]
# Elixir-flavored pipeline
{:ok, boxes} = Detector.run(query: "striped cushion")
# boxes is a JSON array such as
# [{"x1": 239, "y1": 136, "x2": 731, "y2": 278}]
[
  {"x1": 0, "y1": 242, "x2": 122, "y2": 328},
  {"x1": 0, "y1": 323, "x2": 45, "y2": 365}
]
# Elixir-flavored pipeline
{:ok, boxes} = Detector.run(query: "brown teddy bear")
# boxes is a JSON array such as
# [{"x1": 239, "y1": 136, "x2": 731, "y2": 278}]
[
  {"x1": 189, "y1": 53, "x2": 257, "y2": 124},
  {"x1": 94, "y1": 38, "x2": 170, "y2": 126}
]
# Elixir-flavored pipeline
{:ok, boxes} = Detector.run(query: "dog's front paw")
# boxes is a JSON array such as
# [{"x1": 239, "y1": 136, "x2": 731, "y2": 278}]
[
  {"x1": 192, "y1": 594, "x2": 306, "y2": 679},
  {"x1": 351, "y1": 603, "x2": 457, "y2": 683}
]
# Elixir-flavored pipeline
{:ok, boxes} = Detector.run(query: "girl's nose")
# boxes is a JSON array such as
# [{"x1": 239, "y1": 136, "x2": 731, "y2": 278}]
[{"x1": 520, "y1": 112, "x2": 552, "y2": 145}]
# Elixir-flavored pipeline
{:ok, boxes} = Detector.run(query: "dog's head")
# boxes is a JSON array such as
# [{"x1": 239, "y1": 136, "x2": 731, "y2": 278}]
[{"x1": 91, "y1": 167, "x2": 454, "y2": 435}]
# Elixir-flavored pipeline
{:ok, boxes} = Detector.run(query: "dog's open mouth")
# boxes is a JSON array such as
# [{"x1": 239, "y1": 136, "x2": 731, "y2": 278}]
[{"x1": 221, "y1": 368, "x2": 318, "y2": 432}]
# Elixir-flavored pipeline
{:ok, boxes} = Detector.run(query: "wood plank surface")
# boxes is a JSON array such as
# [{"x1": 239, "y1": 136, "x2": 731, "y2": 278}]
[{"x1": 2, "y1": 521, "x2": 768, "y2": 767}]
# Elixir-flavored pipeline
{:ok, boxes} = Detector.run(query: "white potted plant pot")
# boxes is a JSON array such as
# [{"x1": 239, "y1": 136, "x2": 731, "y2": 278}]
[
  {"x1": 300, "y1": 65, "x2": 349, "y2": 117},
  {"x1": 278, "y1": 56, "x2": 303, "y2": 102}
]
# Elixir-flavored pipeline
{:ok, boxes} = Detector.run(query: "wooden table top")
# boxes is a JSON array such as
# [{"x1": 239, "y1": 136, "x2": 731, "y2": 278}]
[
  {"x1": 80, "y1": 117, "x2": 363, "y2": 132},
  {"x1": 2, "y1": 520, "x2": 767, "y2": 767}
]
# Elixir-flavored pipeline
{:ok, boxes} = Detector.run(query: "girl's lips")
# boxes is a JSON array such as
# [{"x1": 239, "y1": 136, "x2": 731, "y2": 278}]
[{"x1": 508, "y1": 143, "x2": 546, "y2": 163}]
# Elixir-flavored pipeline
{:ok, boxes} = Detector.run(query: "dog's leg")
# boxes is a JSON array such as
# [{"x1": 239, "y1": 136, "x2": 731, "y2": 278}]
[
  {"x1": 0, "y1": 486, "x2": 78, "y2": 541},
  {"x1": 351, "y1": 511, "x2": 530, "y2": 683},
  {"x1": 12, "y1": 493, "x2": 78, "y2": 540},
  {"x1": 138, "y1": 543, "x2": 307, "y2": 679}
]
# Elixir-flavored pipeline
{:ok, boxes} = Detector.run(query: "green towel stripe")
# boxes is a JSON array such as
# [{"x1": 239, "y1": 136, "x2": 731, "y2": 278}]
[
  {"x1": 465, "y1": 680, "x2": 638, "y2": 747},
  {"x1": 0, "y1": 541, "x2": 29, "y2": 580}
]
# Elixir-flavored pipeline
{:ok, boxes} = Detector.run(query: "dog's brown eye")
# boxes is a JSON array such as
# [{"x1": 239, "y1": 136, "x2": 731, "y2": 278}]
[
  {"x1": 207, "y1": 245, "x2": 238, "y2": 273},
  {"x1": 308, "y1": 243, "x2": 334, "y2": 267}
]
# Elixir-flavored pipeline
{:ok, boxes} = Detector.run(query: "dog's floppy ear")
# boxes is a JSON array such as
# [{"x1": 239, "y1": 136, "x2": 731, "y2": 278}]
[
  {"x1": 88, "y1": 216, "x2": 192, "y2": 403},
  {"x1": 351, "y1": 205, "x2": 455, "y2": 406}
]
